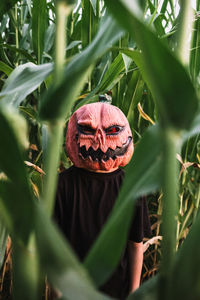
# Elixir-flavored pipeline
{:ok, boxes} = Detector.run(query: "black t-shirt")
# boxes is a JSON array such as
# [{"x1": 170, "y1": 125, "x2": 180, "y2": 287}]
[{"x1": 54, "y1": 166, "x2": 151, "y2": 299}]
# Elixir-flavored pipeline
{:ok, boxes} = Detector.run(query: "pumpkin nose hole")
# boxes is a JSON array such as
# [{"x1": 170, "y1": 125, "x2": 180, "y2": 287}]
[{"x1": 96, "y1": 129, "x2": 105, "y2": 145}]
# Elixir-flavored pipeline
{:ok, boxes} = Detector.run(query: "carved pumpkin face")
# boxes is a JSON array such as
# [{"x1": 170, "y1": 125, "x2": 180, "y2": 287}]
[{"x1": 66, "y1": 102, "x2": 133, "y2": 171}]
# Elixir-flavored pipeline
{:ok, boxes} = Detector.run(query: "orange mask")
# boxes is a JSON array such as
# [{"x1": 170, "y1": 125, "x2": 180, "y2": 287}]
[{"x1": 66, "y1": 102, "x2": 134, "y2": 171}]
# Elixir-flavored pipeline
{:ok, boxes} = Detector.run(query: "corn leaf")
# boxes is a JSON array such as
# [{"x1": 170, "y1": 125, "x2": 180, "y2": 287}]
[
  {"x1": 84, "y1": 125, "x2": 162, "y2": 286},
  {"x1": 1, "y1": 43, "x2": 36, "y2": 63},
  {"x1": 97, "y1": 53, "x2": 125, "y2": 92},
  {"x1": 12, "y1": 238, "x2": 39, "y2": 300},
  {"x1": 0, "y1": 63, "x2": 53, "y2": 107},
  {"x1": 0, "y1": 106, "x2": 109, "y2": 299},
  {"x1": 105, "y1": 0, "x2": 199, "y2": 130},
  {"x1": 183, "y1": 110, "x2": 200, "y2": 141},
  {"x1": 0, "y1": 61, "x2": 13, "y2": 76},
  {"x1": 168, "y1": 212, "x2": 200, "y2": 300},
  {"x1": 34, "y1": 203, "x2": 110, "y2": 300},
  {"x1": 0, "y1": 0, "x2": 18, "y2": 18},
  {"x1": 128, "y1": 275, "x2": 158, "y2": 300},
  {"x1": 75, "y1": 53, "x2": 126, "y2": 109},
  {"x1": 39, "y1": 16, "x2": 124, "y2": 121},
  {"x1": 32, "y1": 0, "x2": 47, "y2": 63},
  {"x1": 0, "y1": 218, "x2": 8, "y2": 268}
]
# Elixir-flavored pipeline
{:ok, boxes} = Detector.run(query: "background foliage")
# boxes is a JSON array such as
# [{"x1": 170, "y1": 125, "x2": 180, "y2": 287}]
[{"x1": 0, "y1": 0, "x2": 200, "y2": 299}]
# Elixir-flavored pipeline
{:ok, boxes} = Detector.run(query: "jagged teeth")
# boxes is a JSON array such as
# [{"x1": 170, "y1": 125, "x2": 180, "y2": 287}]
[
  {"x1": 101, "y1": 145, "x2": 108, "y2": 153},
  {"x1": 78, "y1": 137, "x2": 132, "y2": 162},
  {"x1": 91, "y1": 144, "x2": 99, "y2": 151}
]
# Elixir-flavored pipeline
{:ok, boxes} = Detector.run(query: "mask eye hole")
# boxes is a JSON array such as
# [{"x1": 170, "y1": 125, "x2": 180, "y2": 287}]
[
  {"x1": 105, "y1": 125, "x2": 123, "y2": 135},
  {"x1": 78, "y1": 124, "x2": 96, "y2": 135}
]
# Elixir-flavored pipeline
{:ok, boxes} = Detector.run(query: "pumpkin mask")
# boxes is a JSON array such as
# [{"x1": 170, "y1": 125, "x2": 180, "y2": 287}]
[{"x1": 66, "y1": 102, "x2": 133, "y2": 171}]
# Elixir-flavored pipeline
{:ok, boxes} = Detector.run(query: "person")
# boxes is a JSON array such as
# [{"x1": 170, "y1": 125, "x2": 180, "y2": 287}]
[{"x1": 54, "y1": 102, "x2": 151, "y2": 299}]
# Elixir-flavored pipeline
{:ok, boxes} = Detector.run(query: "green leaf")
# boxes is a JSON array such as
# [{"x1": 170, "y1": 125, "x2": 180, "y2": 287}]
[
  {"x1": 12, "y1": 237, "x2": 39, "y2": 300},
  {"x1": 0, "y1": 106, "x2": 28, "y2": 183},
  {"x1": 1, "y1": 43, "x2": 36, "y2": 63},
  {"x1": 98, "y1": 53, "x2": 125, "y2": 92},
  {"x1": 153, "y1": 14, "x2": 166, "y2": 37},
  {"x1": 34, "y1": 203, "x2": 110, "y2": 300},
  {"x1": 168, "y1": 211, "x2": 200, "y2": 300},
  {"x1": 147, "y1": 0, "x2": 155, "y2": 14},
  {"x1": 90, "y1": 0, "x2": 97, "y2": 15},
  {"x1": 127, "y1": 73, "x2": 144, "y2": 125},
  {"x1": 122, "y1": 53, "x2": 132, "y2": 74},
  {"x1": 39, "y1": 16, "x2": 124, "y2": 121},
  {"x1": 104, "y1": 0, "x2": 199, "y2": 130},
  {"x1": 44, "y1": 24, "x2": 56, "y2": 53},
  {"x1": 66, "y1": 40, "x2": 82, "y2": 51},
  {"x1": 0, "y1": 218, "x2": 8, "y2": 268},
  {"x1": 0, "y1": 0, "x2": 18, "y2": 18},
  {"x1": 0, "y1": 63, "x2": 53, "y2": 108},
  {"x1": 0, "y1": 180, "x2": 34, "y2": 243},
  {"x1": 119, "y1": 48, "x2": 152, "y2": 92},
  {"x1": 32, "y1": 0, "x2": 47, "y2": 63},
  {"x1": 75, "y1": 53, "x2": 127, "y2": 109},
  {"x1": 0, "y1": 60, "x2": 13, "y2": 76},
  {"x1": 0, "y1": 107, "x2": 34, "y2": 242},
  {"x1": 127, "y1": 275, "x2": 158, "y2": 300},
  {"x1": 84, "y1": 125, "x2": 162, "y2": 286},
  {"x1": 19, "y1": 106, "x2": 38, "y2": 120},
  {"x1": 190, "y1": 17, "x2": 200, "y2": 87},
  {"x1": 183, "y1": 109, "x2": 200, "y2": 141}
]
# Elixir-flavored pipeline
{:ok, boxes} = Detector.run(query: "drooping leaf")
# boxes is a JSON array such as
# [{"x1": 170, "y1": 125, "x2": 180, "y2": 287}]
[
  {"x1": 105, "y1": 0, "x2": 199, "y2": 130},
  {"x1": 34, "y1": 203, "x2": 110, "y2": 300},
  {"x1": 84, "y1": 125, "x2": 162, "y2": 286},
  {"x1": 39, "y1": 16, "x2": 124, "y2": 121},
  {"x1": 0, "y1": 63, "x2": 53, "y2": 107}
]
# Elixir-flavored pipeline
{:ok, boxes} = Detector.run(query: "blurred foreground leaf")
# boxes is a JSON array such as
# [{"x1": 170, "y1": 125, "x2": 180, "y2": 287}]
[
  {"x1": 128, "y1": 275, "x2": 158, "y2": 300},
  {"x1": 182, "y1": 109, "x2": 200, "y2": 141},
  {"x1": 105, "y1": 0, "x2": 199, "y2": 130},
  {"x1": 85, "y1": 125, "x2": 162, "y2": 286},
  {"x1": 0, "y1": 106, "x2": 28, "y2": 185},
  {"x1": 34, "y1": 204, "x2": 110, "y2": 300},
  {"x1": 168, "y1": 212, "x2": 200, "y2": 300},
  {"x1": 0, "y1": 105, "x2": 109, "y2": 299}
]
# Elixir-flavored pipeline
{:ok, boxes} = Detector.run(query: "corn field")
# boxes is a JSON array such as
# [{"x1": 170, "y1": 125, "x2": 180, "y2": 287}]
[{"x1": 0, "y1": 0, "x2": 200, "y2": 299}]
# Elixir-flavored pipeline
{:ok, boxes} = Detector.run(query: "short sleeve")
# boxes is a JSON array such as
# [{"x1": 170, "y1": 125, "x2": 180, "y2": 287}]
[{"x1": 128, "y1": 196, "x2": 152, "y2": 243}]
